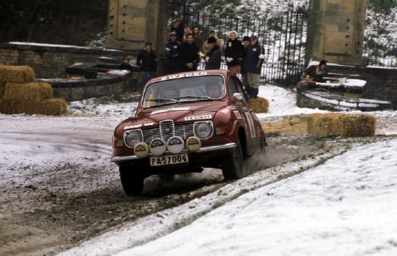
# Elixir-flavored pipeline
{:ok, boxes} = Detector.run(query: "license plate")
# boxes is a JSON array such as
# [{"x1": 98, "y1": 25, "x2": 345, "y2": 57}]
[{"x1": 150, "y1": 154, "x2": 189, "y2": 166}]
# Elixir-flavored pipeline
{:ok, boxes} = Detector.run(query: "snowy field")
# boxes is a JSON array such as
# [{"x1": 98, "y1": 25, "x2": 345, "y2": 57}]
[{"x1": 40, "y1": 84, "x2": 397, "y2": 256}]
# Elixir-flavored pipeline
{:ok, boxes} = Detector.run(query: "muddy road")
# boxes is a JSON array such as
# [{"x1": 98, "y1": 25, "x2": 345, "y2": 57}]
[{"x1": 0, "y1": 116, "x2": 393, "y2": 256}]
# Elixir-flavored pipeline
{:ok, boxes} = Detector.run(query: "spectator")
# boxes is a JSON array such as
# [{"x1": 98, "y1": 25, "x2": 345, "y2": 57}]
[
  {"x1": 225, "y1": 31, "x2": 243, "y2": 76},
  {"x1": 301, "y1": 60, "x2": 328, "y2": 82},
  {"x1": 119, "y1": 56, "x2": 132, "y2": 71},
  {"x1": 170, "y1": 18, "x2": 184, "y2": 43},
  {"x1": 241, "y1": 36, "x2": 250, "y2": 92},
  {"x1": 202, "y1": 30, "x2": 223, "y2": 54},
  {"x1": 204, "y1": 37, "x2": 222, "y2": 70},
  {"x1": 182, "y1": 27, "x2": 192, "y2": 43},
  {"x1": 245, "y1": 35, "x2": 265, "y2": 98},
  {"x1": 136, "y1": 42, "x2": 158, "y2": 86},
  {"x1": 192, "y1": 26, "x2": 203, "y2": 50},
  {"x1": 163, "y1": 32, "x2": 181, "y2": 75},
  {"x1": 179, "y1": 34, "x2": 200, "y2": 72}
]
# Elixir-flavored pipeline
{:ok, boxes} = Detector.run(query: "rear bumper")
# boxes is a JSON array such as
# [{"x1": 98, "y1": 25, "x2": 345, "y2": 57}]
[{"x1": 110, "y1": 142, "x2": 236, "y2": 163}]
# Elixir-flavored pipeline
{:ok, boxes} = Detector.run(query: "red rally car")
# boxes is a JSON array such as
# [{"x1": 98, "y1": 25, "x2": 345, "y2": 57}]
[{"x1": 111, "y1": 70, "x2": 266, "y2": 195}]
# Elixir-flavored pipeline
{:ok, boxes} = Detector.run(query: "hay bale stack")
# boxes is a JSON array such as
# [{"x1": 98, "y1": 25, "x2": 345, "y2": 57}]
[
  {"x1": 249, "y1": 97, "x2": 269, "y2": 113},
  {"x1": 0, "y1": 99, "x2": 67, "y2": 116},
  {"x1": 4, "y1": 83, "x2": 53, "y2": 101},
  {"x1": 307, "y1": 113, "x2": 376, "y2": 137},
  {"x1": 0, "y1": 65, "x2": 68, "y2": 116},
  {"x1": 262, "y1": 116, "x2": 308, "y2": 136},
  {"x1": 0, "y1": 65, "x2": 35, "y2": 84}
]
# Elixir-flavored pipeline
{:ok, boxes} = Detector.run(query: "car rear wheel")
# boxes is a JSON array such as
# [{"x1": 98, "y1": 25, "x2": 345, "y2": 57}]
[
  {"x1": 221, "y1": 140, "x2": 245, "y2": 180},
  {"x1": 119, "y1": 166, "x2": 144, "y2": 196}
]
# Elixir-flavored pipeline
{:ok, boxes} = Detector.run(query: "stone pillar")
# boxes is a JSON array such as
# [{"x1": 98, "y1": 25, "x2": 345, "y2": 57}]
[
  {"x1": 305, "y1": 0, "x2": 367, "y2": 66},
  {"x1": 106, "y1": 0, "x2": 167, "y2": 52}
]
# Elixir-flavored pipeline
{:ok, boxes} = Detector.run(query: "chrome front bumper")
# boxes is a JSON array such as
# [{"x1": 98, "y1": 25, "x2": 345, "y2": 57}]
[{"x1": 110, "y1": 142, "x2": 236, "y2": 163}]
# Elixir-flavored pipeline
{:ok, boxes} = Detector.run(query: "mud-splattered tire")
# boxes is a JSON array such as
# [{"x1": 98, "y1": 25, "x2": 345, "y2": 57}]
[
  {"x1": 119, "y1": 166, "x2": 144, "y2": 196},
  {"x1": 221, "y1": 140, "x2": 245, "y2": 180}
]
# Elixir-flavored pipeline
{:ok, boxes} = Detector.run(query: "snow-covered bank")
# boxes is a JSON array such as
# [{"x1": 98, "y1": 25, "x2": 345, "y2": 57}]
[
  {"x1": 59, "y1": 139, "x2": 397, "y2": 256},
  {"x1": 119, "y1": 139, "x2": 397, "y2": 256}
]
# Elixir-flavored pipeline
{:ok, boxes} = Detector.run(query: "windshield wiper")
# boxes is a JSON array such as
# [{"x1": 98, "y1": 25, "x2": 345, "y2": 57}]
[
  {"x1": 145, "y1": 98, "x2": 177, "y2": 103},
  {"x1": 145, "y1": 98, "x2": 178, "y2": 108},
  {"x1": 174, "y1": 95, "x2": 213, "y2": 101}
]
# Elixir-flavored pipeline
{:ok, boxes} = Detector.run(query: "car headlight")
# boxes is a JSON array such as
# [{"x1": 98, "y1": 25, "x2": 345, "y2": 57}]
[
  {"x1": 124, "y1": 130, "x2": 143, "y2": 148},
  {"x1": 194, "y1": 121, "x2": 213, "y2": 139}
]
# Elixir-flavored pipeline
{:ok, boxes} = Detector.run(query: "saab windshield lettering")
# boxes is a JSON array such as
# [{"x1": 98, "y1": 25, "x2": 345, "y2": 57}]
[{"x1": 161, "y1": 72, "x2": 208, "y2": 81}]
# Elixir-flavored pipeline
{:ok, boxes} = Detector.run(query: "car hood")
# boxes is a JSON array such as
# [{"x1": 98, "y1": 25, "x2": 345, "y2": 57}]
[{"x1": 122, "y1": 101, "x2": 226, "y2": 128}]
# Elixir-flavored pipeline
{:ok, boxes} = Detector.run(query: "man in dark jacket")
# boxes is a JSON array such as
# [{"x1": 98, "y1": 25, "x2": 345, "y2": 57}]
[
  {"x1": 136, "y1": 42, "x2": 157, "y2": 85},
  {"x1": 204, "y1": 37, "x2": 222, "y2": 70},
  {"x1": 179, "y1": 34, "x2": 200, "y2": 72},
  {"x1": 163, "y1": 32, "x2": 181, "y2": 75},
  {"x1": 224, "y1": 31, "x2": 242, "y2": 76},
  {"x1": 245, "y1": 35, "x2": 265, "y2": 98}
]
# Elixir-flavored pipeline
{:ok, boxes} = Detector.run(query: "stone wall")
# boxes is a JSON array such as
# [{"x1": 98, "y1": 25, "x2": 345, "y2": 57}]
[
  {"x1": 0, "y1": 42, "x2": 138, "y2": 78},
  {"x1": 327, "y1": 64, "x2": 397, "y2": 109},
  {"x1": 36, "y1": 75, "x2": 135, "y2": 102}
]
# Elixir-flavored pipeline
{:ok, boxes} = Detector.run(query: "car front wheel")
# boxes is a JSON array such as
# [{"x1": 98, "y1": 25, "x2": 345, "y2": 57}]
[
  {"x1": 119, "y1": 166, "x2": 144, "y2": 196},
  {"x1": 221, "y1": 140, "x2": 245, "y2": 180}
]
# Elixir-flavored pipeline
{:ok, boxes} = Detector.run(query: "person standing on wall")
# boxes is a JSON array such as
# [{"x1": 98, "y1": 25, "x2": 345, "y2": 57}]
[
  {"x1": 170, "y1": 18, "x2": 184, "y2": 43},
  {"x1": 163, "y1": 32, "x2": 181, "y2": 75},
  {"x1": 136, "y1": 42, "x2": 157, "y2": 86},
  {"x1": 241, "y1": 36, "x2": 250, "y2": 93},
  {"x1": 204, "y1": 37, "x2": 222, "y2": 70},
  {"x1": 225, "y1": 31, "x2": 242, "y2": 76},
  {"x1": 179, "y1": 34, "x2": 200, "y2": 72},
  {"x1": 245, "y1": 35, "x2": 265, "y2": 98}
]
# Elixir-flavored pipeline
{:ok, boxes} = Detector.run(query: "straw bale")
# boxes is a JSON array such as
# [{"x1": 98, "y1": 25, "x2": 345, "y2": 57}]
[
  {"x1": 0, "y1": 99, "x2": 68, "y2": 116},
  {"x1": 0, "y1": 65, "x2": 35, "y2": 84},
  {"x1": 40, "y1": 99, "x2": 68, "y2": 116},
  {"x1": 0, "y1": 85, "x2": 5, "y2": 100},
  {"x1": 307, "y1": 113, "x2": 376, "y2": 137},
  {"x1": 4, "y1": 83, "x2": 53, "y2": 101},
  {"x1": 262, "y1": 117, "x2": 308, "y2": 136},
  {"x1": 249, "y1": 97, "x2": 269, "y2": 113}
]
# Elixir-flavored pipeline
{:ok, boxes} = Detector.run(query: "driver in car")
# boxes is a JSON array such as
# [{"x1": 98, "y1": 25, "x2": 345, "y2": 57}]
[
  {"x1": 206, "y1": 83, "x2": 222, "y2": 98},
  {"x1": 162, "y1": 86, "x2": 180, "y2": 99}
]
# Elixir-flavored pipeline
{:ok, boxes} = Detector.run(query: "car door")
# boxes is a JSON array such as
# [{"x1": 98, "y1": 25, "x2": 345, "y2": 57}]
[{"x1": 232, "y1": 77, "x2": 262, "y2": 147}]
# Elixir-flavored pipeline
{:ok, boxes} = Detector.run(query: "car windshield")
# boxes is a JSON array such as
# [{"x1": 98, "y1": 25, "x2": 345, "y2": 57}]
[{"x1": 141, "y1": 75, "x2": 226, "y2": 108}]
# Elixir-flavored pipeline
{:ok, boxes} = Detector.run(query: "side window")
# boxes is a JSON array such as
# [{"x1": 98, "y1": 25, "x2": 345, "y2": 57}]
[
  {"x1": 233, "y1": 77, "x2": 249, "y2": 106},
  {"x1": 229, "y1": 78, "x2": 239, "y2": 100}
]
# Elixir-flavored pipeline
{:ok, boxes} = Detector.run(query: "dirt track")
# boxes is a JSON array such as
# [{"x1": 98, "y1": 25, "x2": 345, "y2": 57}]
[{"x1": 0, "y1": 116, "x2": 395, "y2": 256}]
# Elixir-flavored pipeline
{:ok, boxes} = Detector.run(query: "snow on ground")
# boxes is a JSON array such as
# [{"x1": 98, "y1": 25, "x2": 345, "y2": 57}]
[
  {"x1": 114, "y1": 139, "x2": 397, "y2": 256},
  {"x1": 55, "y1": 84, "x2": 397, "y2": 255},
  {"x1": 59, "y1": 138, "x2": 397, "y2": 256}
]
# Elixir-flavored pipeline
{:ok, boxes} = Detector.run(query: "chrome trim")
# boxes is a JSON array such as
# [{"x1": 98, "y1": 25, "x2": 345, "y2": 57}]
[
  {"x1": 110, "y1": 142, "x2": 236, "y2": 163},
  {"x1": 123, "y1": 129, "x2": 143, "y2": 149},
  {"x1": 193, "y1": 121, "x2": 214, "y2": 140}
]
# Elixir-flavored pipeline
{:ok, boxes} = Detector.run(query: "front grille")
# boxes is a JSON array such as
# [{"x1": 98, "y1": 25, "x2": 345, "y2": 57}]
[
  {"x1": 160, "y1": 120, "x2": 175, "y2": 142},
  {"x1": 142, "y1": 122, "x2": 194, "y2": 144}
]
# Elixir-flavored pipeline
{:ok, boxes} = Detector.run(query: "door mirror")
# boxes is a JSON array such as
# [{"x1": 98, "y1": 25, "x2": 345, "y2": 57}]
[
  {"x1": 130, "y1": 104, "x2": 137, "y2": 117},
  {"x1": 233, "y1": 92, "x2": 243, "y2": 101}
]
